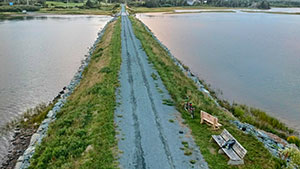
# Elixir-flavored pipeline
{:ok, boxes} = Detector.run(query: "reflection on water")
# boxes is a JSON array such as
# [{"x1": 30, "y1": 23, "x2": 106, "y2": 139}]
[
  {"x1": 0, "y1": 14, "x2": 111, "y2": 163},
  {"x1": 137, "y1": 11, "x2": 300, "y2": 133}
]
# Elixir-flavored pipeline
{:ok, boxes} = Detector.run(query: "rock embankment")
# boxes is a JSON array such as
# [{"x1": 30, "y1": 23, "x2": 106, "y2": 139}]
[
  {"x1": 1, "y1": 127, "x2": 34, "y2": 169},
  {"x1": 231, "y1": 120, "x2": 291, "y2": 157}
]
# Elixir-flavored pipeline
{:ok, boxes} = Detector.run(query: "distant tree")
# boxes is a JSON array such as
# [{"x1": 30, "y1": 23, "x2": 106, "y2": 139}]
[
  {"x1": 145, "y1": 0, "x2": 159, "y2": 7},
  {"x1": 85, "y1": 0, "x2": 93, "y2": 8}
]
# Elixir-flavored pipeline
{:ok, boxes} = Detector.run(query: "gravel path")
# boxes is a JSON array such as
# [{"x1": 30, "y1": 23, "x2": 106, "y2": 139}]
[{"x1": 115, "y1": 5, "x2": 209, "y2": 169}]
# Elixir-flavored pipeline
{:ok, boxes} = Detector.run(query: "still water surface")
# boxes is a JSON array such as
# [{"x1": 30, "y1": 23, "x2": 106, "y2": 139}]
[
  {"x1": 137, "y1": 11, "x2": 300, "y2": 133},
  {"x1": 0, "y1": 15, "x2": 111, "y2": 162}
]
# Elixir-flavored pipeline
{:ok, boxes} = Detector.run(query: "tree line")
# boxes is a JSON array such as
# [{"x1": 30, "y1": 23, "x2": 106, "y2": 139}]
[{"x1": 127, "y1": 0, "x2": 300, "y2": 8}]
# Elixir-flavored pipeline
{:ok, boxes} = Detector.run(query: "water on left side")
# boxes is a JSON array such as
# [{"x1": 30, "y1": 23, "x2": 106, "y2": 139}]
[{"x1": 0, "y1": 14, "x2": 112, "y2": 163}]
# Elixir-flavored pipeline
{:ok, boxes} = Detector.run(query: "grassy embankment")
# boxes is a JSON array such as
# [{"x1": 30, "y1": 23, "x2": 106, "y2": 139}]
[
  {"x1": 28, "y1": 17, "x2": 121, "y2": 168},
  {"x1": 129, "y1": 16, "x2": 282, "y2": 169},
  {"x1": 242, "y1": 10, "x2": 300, "y2": 15}
]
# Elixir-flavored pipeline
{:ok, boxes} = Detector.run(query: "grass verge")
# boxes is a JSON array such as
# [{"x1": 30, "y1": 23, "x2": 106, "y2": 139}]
[
  {"x1": 129, "y1": 16, "x2": 280, "y2": 169},
  {"x1": 38, "y1": 8, "x2": 113, "y2": 15},
  {"x1": 242, "y1": 10, "x2": 300, "y2": 15},
  {"x1": 28, "y1": 17, "x2": 121, "y2": 169}
]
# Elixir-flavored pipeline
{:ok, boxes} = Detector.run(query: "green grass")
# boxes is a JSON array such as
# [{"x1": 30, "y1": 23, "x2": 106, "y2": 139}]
[
  {"x1": 242, "y1": 10, "x2": 300, "y2": 15},
  {"x1": 129, "y1": 16, "x2": 279, "y2": 169},
  {"x1": 229, "y1": 104, "x2": 294, "y2": 139},
  {"x1": 21, "y1": 103, "x2": 56, "y2": 129},
  {"x1": 46, "y1": 1, "x2": 85, "y2": 8},
  {"x1": 28, "y1": 17, "x2": 121, "y2": 169},
  {"x1": 39, "y1": 8, "x2": 113, "y2": 15},
  {"x1": 40, "y1": 2, "x2": 119, "y2": 15}
]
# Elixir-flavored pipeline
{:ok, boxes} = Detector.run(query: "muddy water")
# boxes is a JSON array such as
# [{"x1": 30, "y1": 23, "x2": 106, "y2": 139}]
[
  {"x1": 0, "y1": 15, "x2": 111, "y2": 163},
  {"x1": 137, "y1": 12, "x2": 300, "y2": 133}
]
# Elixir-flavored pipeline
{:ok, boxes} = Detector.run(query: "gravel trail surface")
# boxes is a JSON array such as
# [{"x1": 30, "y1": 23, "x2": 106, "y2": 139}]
[{"x1": 115, "y1": 5, "x2": 209, "y2": 169}]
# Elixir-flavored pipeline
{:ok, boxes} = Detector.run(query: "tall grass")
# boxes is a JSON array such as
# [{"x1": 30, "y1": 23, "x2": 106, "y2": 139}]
[
  {"x1": 0, "y1": 103, "x2": 55, "y2": 136},
  {"x1": 231, "y1": 104, "x2": 294, "y2": 139}
]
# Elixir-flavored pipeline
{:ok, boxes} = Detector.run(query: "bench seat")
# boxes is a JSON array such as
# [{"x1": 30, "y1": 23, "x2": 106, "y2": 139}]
[
  {"x1": 212, "y1": 129, "x2": 247, "y2": 165},
  {"x1": 200, "y1": 110, "x2": 222, "y2": 130},
  {"x1": 212, "y1": 135, "x2": 242, "y2": 161}
]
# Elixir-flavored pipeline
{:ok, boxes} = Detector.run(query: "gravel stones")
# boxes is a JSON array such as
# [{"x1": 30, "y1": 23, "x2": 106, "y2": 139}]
[{"x1": 231, "y1": 120, "x2": 289, "y2": 158}]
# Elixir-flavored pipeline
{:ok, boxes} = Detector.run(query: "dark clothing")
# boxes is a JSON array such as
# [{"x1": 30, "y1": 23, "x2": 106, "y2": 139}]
[{"x1": 222, "y1": 139, "x2": 236, "y2": 150}]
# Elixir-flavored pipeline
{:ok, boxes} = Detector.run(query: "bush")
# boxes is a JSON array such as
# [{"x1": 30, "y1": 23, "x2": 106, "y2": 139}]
[
  {"x1": 233, "y1": 106, "x2": 245, "y2": 118},
  {"x1": 145, "y1": 0, "x2": 159, "y2": 8},
  {"x1": 113, "y1": 3, "x2": 120, "y2": 9},
  {"x1": 161, "y1": 4, "x2": 173, "y2": 7},
  {"x1": 85, "y1": 0, "x2": 93, "y2": 8},
  {"x1": 287, "y1": 136, "x2": 300, "y2": 147}
]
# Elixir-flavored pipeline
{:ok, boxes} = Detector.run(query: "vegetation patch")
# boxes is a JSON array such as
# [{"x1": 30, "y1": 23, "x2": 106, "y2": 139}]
[
  {"x1": 228, "y1": 104, "x2": 294, "y2": 139},
  {"x1": 0, "y1": 5, "x2": 40, "y2": 12},
  {"x1": 151, "y1": 72, "x2": 158, "y2": 80},
  {"x1": 162, "y1": 99, "x2": 174, "y2": 106},
  {"x1": 130, "y1": 16, "x2": 280, "y2": 168},
  {"x1": 28, "y1": 17, "x2": 121, "y2": 169},
  {"x1": 287, "y1": 136, "x2": 300, "y2": 148}
]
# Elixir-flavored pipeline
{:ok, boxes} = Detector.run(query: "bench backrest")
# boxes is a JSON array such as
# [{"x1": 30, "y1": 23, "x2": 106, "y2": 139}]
[
  {"x1": 201, "y1": 111, "x2": 218, "y2": 123},
  {"x1": 220, "y1": 129, "x2": 247, "y2": 159}
]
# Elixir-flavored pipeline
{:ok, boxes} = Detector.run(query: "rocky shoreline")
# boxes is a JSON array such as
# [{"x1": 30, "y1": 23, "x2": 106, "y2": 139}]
[
  {"x1": 0, "y1": 90, "x2": 64, "y2": 169},
  {"x1": 0, "y1": 127, "x2": 35, "y2": 169}
]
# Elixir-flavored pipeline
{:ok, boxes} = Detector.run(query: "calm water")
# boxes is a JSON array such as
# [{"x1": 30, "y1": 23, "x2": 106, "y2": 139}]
[
  {"x1": 137, "y1": 11, "x2": 300, "y2": 133},
  {"x1": 0, "y1": 15, "x2": 111, "y2": 162}
]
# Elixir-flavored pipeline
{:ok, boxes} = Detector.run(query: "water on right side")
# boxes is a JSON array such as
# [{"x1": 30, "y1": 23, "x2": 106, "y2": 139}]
[{"x1": 137, "y1": 11, "x2": 300, "y2": 133}]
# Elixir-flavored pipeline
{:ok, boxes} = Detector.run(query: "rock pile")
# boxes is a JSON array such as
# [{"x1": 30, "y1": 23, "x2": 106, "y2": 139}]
[
  {"x1": 14, "y1": 17, "x2": 116, "y2": 169},
  {"x1": 1, "y1": 127, "x2": 35, "y2": 169},
  {"x1": 231, "y1": 120, "x2": 288, "y2": 157}
]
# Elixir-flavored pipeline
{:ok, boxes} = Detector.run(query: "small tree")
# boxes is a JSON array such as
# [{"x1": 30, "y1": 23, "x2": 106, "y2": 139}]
[{"x1": 85, "y1": 0, "x2": 94, "y2": 8}]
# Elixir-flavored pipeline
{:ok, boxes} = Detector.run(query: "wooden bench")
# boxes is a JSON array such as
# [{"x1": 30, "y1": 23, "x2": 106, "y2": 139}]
[
  {"x1": 212, "y1": 129, "x2": 247, "y2": 165},
  {"x1": 200, "y1": 110, "x2": 222, "y2": 130}
]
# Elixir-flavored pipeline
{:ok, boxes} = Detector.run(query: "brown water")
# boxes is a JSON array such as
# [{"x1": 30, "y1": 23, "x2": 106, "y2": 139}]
[
  {"x1": 137, "y1": 12, "x2": 300, "y2": 133},
  {"x1": 0, "y1": 14, "x2": 111, "y2": 162}
]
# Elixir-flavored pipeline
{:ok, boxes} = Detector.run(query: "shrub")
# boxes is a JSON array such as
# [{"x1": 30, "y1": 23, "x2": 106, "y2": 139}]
[
  {"x1": 233, "y1": 106, "x2": 245, "y2": 118},
  {"x1": 113, "y1": 3, "x2": 120, "y2": 9},
  {"x1": 287, "y1": 136, "x2": 300, "y2": 147},
  {"x1": 85, "y1": 0, "x2": 93, "y2": 8},
  {"x1": 100, "y1": 67, "x2": 112, "y2": 74}
]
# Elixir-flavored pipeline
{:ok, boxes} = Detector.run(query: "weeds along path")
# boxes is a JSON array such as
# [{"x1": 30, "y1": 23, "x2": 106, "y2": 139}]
[{"x1": 115, "y1": 5, "x2": 209, "y2": 169}]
